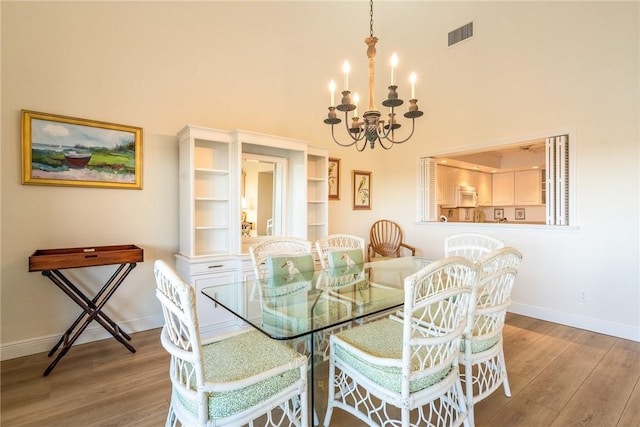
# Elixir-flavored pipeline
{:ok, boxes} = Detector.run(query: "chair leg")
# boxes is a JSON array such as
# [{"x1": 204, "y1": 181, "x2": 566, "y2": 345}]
[
  {"x1": 499, "y1": 349, "x2": 512, "y2": 397},
  {"x1": 323, "y1": 361, "x2": 335, "y2": 426},
  {"x1": 165, "y1": 403, "x2": 177, "y2": 427}
]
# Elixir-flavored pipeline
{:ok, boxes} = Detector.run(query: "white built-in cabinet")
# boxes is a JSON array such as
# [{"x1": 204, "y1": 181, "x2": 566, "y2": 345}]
[
  {"x1": 175, "y1": 125, "x2": 328, "y2": 335},
  {"x1": 306, "y1": 148, "x2": 329, "y2": 243}
]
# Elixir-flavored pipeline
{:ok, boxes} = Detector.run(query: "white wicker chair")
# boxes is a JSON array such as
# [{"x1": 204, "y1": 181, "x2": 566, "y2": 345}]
[
  {"x1": 444, "y1": 233, "x2": 504, "y2": 262},
  {"x1": 459, "y1": 247, "x2": 523, "y2": 425},
  {"x1": 249, "y1": 237, "x2": 313, "y2": 280},
  {"x1": 315, "y1": 234, "x2": 366, "y2": 270},
  {"x1": 323, "y1": 257, "x2": 476, "y2": 427},
  {"x1": 154, "y1": 260, "x2": 309, "y2": 427}
]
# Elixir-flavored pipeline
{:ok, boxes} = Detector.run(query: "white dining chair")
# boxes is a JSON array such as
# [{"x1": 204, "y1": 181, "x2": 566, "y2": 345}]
[
  {"x1": 153, "y1": 260, "x2": 309, "y2": 427},
  {"x1": 315, "y1": 233, "x2": 366, "y2": 270},
  {"x1": 459, "y1": 247, "x2": 523, "y2": 425},
  {"x1": 249, "y1": 237, "x2": 313, "y2": 281},
  {"x1": 444, "y1": 233, "x2": 504, "y2": 262},
  {"x1": 323, "y1": 256, "x2": 476, "y2": 427}
]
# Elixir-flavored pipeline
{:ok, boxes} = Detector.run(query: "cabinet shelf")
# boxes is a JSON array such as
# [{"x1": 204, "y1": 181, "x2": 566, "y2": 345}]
[
  {"x1": 195, "y1": 225, "x2": 228, "y2": 230},
  {"x1": 195, "y1": 168, "x2": 228, "y2": 175},
  {"x1": 195, "y1": 197, "x2": 229, "y2": 202}
]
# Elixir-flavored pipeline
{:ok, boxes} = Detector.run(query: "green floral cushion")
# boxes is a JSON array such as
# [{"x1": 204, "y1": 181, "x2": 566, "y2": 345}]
[
  {"x1": 328, "y1": 249, "x2": 364, "y2": 269},
  {"x1": 333, "y1": 318, "x2": 451, "y2": 394},
  {"x1": 267, "y1": 253, "x2": 314, "y2": 280},
  {"x1": 174, "y1": 330, "x2": 303, "y2": 420}
]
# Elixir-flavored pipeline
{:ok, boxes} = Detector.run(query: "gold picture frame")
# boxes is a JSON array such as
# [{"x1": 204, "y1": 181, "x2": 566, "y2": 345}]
[
  {"x1": 21, "y1": 110, "x2": 143, "y2": 189},
  {"x1": 352, "y1": 170, "x2": 371, "y2": 210},
  {"x1": 328, "y1": 157, "x2": 340, "y2": 200}
]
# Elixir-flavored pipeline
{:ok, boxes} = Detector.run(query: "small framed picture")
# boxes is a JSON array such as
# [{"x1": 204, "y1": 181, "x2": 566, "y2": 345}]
[
  {"x1": 352, "y1": 170, "x2": 371, "y2": 210},
  {"x1": 515, "y1": 208, "x2": 526, "y2": 220},
  {"x1": 494, "y1": 208, "x2": 504, "y2": 220},
  {"x1": 328, "y1": 157, "x2": 340, "y2": 200}
]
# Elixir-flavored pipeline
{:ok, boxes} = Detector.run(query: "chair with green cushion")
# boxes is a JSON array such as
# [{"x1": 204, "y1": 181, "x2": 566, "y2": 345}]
[
  {"x1": 315, "y1": 234, "x2": 366, "y2": 270},
  {"x1": 459, "y1": 247, "x2": 522, "y2": 425},
  {"x1": 323, "y1": 257, "x2": 476, "y2": 427},
  {"x1": 444, "y1": 233, "x2": 504, "y2": 262},
  {"x1": 154, "y1": 260, "x2": 309, "y2": 427}
]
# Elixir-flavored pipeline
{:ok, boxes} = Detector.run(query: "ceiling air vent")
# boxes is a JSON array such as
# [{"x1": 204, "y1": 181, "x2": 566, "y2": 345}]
[{"x1": 448, "y1": 22, "x2": 473, "y2": 47}]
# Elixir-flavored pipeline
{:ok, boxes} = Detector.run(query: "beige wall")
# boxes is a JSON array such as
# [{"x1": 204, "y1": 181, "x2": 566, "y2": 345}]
[{"x1": 2, "y1": 1, "x2": 638, "y2": 358}]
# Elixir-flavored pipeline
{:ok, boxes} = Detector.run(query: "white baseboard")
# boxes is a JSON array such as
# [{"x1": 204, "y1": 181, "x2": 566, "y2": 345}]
[
  {"x1": 0, "y1": 315, "x2": 165, "y2": 361},
  {"x1": 509, "y1": 302, "x2": 640, "y2": 342}
]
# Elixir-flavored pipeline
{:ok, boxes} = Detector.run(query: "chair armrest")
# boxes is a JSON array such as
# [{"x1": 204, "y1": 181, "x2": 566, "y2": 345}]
[{"x1": 400, "y1": 242, "x2": 416, "y2": 256}]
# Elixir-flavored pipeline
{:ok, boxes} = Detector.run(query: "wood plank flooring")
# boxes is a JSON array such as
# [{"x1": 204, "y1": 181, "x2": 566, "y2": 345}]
[{"x1": 1, "y1": 313, "x2": 638, "y2": 426}]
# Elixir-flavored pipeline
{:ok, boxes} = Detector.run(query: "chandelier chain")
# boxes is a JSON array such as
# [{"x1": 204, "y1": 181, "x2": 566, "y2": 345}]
[{"x1": 369, "y1": 0, "x2": 374, "y2": 38}]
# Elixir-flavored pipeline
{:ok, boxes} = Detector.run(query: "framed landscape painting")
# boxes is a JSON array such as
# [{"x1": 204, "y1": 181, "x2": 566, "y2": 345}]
[{"x1": 21, "y1": 110, "x2": 143, "y2": 189}]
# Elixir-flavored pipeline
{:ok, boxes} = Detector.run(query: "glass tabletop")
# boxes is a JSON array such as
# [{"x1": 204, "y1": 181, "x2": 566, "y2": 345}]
[{"x1": 201, "y1": 257, "x2": 433, "y2": 340}]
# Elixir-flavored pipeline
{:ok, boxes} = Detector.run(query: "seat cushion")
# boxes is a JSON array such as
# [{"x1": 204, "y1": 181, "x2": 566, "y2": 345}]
[
  {"x1": 333, "y1": 318, "x2": 451, "y2": 394},
  {"x1": 174, "y1": 330, "x2": 303, "y2": 420},
  {"x1": 461, "y1": 314, "x2": 502, "y2": 354}
]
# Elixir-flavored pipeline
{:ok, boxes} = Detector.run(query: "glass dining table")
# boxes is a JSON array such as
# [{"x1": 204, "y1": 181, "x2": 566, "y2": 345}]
[{"x1": 201, "y1": 256, "x2": 433, "y2": 423}]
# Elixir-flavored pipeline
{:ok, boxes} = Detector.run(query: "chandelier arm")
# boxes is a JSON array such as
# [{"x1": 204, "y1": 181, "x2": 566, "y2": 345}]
[
  {"x1": 330, "y1": 124, "x2": 364, "y2": 148},
  {"x1": 379, "y1": 118, "x2": 417, "y2": 145}
]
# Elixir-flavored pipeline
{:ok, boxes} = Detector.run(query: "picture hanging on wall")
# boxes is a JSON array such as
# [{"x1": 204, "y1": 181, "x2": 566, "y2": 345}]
[
  {"x1": 494, "y1": 208, "x2": 504, "y2": 220},
  {"x1": 515, "y1": 208, "x2": 526, "y2": 220},
  {"x1": 21, "y1": 110, "x2": 143, "y2": 189},
  {"x1": 352, "y1": 170, "x2": 371, "y2": 210},
  {"x1": 328, "y1": 157, "x2": 340, "y2": 200}
]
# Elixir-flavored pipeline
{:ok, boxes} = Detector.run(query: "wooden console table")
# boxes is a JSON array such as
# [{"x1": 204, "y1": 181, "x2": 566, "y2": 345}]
[{"x1": 29, "y1": 244, "x2": 144, "y2": 376}]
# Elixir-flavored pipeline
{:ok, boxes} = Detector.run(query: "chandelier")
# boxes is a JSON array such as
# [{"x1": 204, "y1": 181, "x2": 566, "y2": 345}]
[{"x1": 323, "y1": 0, "x2": 423, "y2": 151}]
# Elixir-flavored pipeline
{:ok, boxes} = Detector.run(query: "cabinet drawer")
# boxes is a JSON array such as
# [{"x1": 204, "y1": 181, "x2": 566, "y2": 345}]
[{"x1": 186, "y1": 259, "x2": 237, "y2": 275}]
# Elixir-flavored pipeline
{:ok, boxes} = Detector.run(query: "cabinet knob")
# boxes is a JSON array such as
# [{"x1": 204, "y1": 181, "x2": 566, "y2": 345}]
[{"x1": 207, "y1": 264, "x2": 224, "y2": 269}]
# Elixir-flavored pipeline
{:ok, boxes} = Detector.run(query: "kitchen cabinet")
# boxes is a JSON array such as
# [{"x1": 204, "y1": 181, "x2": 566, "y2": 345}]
[
  {"x1": 437, "y1": 165, "x2": 457, "y2": 207},
  {"x1": 491, "y1": 172, "x2": 515, "y2": 206},
  {"x1": 492, "y1": 170, "x2": 543, "y2": 206},
  {"x1": 515, "y1": 169, "x2": 542, "y2": 205},
  {"x1": 473, "y1": 171, "x2": 492, "y2": 206}
]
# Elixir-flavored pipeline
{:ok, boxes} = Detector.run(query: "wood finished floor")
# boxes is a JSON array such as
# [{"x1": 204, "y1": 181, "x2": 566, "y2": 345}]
[{"x1": 1, "y1": 313, "x2": 639, "y2": 426}]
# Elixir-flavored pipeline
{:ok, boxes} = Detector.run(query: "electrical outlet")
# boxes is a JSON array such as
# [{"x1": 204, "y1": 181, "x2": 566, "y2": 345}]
[{"x1": 579, "y1": 289, "x2": 588, "y2": 302}]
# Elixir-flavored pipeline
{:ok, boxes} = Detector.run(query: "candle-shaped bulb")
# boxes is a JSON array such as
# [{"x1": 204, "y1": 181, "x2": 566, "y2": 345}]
[
  {"x1": 353, "y1": 92, "x2": 359, "y2": 117},
  {"x1": 410, "y1": 72, "x2": 417, "y2": 99},
  {"x1": 329, "y1": 80, "x2": 336, "y2": 106},
  {"x1": 390, "y1": 53, "x2": 398, "y2": 85},
  {"x1": 343, "y1": 60, "x2": 350, "y2": 90}
]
